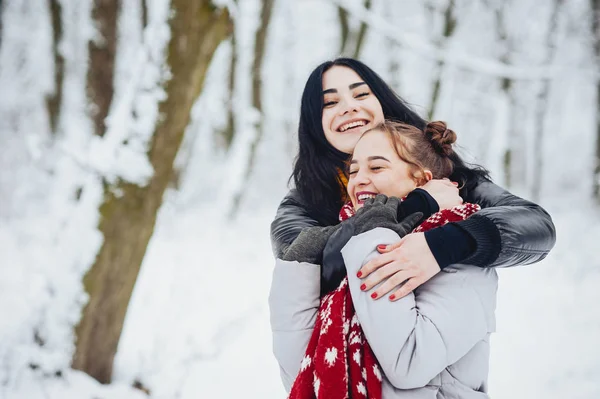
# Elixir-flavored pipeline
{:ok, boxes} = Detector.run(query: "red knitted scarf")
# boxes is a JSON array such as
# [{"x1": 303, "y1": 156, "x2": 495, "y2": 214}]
[{"x1": 288, "y1": 201, "x2": 480, "y2": 399}]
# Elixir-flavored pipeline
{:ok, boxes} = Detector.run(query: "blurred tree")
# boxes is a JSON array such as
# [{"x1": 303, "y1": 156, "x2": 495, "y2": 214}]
[
  {"x1": 0, "y1": 0, "x2": 3, "y2": 50},
  {"x1": 87, "y1": 0, "x2": 119, "y2": 137},
  {"x1": 593, "y1": 0, "x2": 600, "y2": 199},
  {"x1": 531, "y1": 0, "x2": 563, "y2": 201},
  {"x1": 426, "y1": 0, "x2": 456, "y2": 120},
  {"x1": 489, "y1": 0, "x2": 515, "y2": 188},
  {"x1": 141, "y1": 0, "x2": 148, "y2": 29},
  {"x1": 46, "y1": 0, "x2": 64, "y2": 135},
  {"x1": 220, "y1": 0, "x2": 238, "y2": 150},
  {"x1": 72, "y1": 1, "x2": 231, "y2": 383},
  {"x1": 337, "y1": 0, "x2": 371, "y2": 58},
  {"x1": 228, "y1": 0, "x2": 274, "y2": 216}
]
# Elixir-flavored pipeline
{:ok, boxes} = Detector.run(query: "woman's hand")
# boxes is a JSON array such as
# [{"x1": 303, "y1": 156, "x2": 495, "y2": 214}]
[
  {"x1": 420, "y1": 178, "x2": 462, "y2": 210},
  {"x1": 357, "y1": 232, "x2": 440, "y2": 301}
]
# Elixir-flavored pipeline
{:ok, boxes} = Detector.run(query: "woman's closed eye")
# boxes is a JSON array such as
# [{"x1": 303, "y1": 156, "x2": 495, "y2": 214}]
[{"x1": 355, "y1": 92, "x2": 369, "y2": 99}]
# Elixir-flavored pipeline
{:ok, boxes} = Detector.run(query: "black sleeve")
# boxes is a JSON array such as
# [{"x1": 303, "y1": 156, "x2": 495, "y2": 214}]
[{"x1": 454, "y1": 177, "x2": 556, "y2": 268}]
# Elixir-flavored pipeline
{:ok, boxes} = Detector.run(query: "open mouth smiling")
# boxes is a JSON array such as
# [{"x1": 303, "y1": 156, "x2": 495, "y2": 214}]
[
  {"x1": 337, "y1": 119, "x2": 369, "y2": 132},
  {"x1": 355, "y1": 191, "x2": 378, "y2": 205}
]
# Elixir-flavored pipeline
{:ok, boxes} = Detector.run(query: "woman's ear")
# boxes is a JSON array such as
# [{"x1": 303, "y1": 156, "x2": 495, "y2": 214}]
[{"x1": 424, "y1": 170, "x2": 433, "y2": 182}]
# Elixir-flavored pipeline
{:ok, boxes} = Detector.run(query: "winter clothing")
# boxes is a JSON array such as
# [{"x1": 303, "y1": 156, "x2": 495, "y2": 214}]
[
  {"x1": 270, "y1": 177, "x2": 556, "y2": 268},
  {"x1": 287, "y1": 203, "x2": 481, "y2": 399},
  {"x1": 269, "y1": 225, "x2": 498, "y2": 398},
  {"x1": 320, "y1": 194, "x2": 422, "y2": 296},
  {"x1": 281, "y1": 225, "x2": 339, "y2": 265}
]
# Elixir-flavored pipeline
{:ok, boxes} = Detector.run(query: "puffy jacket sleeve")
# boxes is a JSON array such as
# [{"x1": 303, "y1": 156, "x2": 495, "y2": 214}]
[
  {"x1": 341, "y1": 228, "x2": 498, "y2": 389},
  {"x1": 457, "y1": 178, "x2": 556, "y2": 268},
  {"x1": 270, "y1": 190, "x2": 320, "y2": 259},
  {"x1": 268, "y1": 258, "x2": 320, "y2": 392}
]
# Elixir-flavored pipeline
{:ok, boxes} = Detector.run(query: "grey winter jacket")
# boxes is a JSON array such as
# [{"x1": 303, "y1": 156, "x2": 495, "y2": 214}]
[{"x1": 269, "y1": 227, "x2": 498, "y2": 398}]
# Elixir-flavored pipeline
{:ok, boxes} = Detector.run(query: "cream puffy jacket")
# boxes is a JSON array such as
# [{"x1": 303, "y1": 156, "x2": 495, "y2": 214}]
[{"x1": 269, "y1": 227, "x2": 498, "y2": 398}]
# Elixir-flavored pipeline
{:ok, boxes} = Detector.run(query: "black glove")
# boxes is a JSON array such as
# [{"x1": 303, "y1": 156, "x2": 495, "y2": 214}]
[
  {"x1": 320, "y1": 195, "x2": 422, "y2": 296},
  {"x1": 281, "y1": 225, "x2": 339, "y2": 264}
]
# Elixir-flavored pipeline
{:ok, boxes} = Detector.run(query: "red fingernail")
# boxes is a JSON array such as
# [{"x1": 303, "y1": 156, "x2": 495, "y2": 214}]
[
  {"x1": 356, "y1": 271, "x2": 362, "y2": 278},
  {"x1": 389, "y1": 295, "x2": 396, "y2": 300},
  {"x1": 360, "y1": 284, "x2": 366, "y2": 291},
  {"x1": 371, "y1": 292, "x2": 378, "y2": 299},
  {"x1": 377, "y1": 245, "x2": 386, "y2": 250}
]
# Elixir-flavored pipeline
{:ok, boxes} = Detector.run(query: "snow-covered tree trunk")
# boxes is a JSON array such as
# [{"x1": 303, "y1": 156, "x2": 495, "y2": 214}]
[
  {"x1": 228, "y1": 0, "x2": 274, "y2": 217},
  {"x1": 72, "y1": 1, "x2": 231, "y2": 383},
  {"x1": 87, "y1": 0, "x2": 118, "y2": 137}
]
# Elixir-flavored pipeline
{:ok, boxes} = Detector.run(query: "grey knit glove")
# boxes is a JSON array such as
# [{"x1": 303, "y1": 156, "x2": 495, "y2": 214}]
[
  {"x1": 352, "y1": 194, "x2": 423, "y2": 236},
  {"x1": 281, "y1": 225, "x2": 339, "y2": 264}
]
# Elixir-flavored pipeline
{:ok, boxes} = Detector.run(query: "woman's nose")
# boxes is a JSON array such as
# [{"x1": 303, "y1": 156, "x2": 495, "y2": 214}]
[
  {"x1": 354, "y1": 170, "x2": 370, "y2": 186},
  {"x1": 338, "y1": 96, "x2": 360, "y2": 116}
]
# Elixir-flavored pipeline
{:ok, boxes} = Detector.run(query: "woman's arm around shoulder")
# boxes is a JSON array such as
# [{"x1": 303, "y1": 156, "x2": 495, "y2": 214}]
[{"x1": 341, "y1": 228, "x2": 498, "y2": 389}]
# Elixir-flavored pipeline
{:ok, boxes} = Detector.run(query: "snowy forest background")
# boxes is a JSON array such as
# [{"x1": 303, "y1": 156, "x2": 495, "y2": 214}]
[{"x1": 1, "y1": 0, "x2": 599, "y2": 398}]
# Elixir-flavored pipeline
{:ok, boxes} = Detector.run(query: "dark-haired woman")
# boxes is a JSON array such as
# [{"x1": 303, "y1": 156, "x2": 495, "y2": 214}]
[{"x1": 270, "y1": 58, "x2": 555, "y2": 299}]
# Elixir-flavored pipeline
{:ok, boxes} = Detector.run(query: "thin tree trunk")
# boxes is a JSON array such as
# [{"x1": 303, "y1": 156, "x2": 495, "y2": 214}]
[
  {"x1": 221, "y1": 31, "x2": 237, "y2": 149},
  {"x1": 592, "y1": 0, "x2": 600, "y2": 199},
  {"x1": 87, "y1": 0, "x2": 119, "y2": 137},
  {"x1": 337, "y1": 6, "x2": 349, "y2": 55},
  {"x1": 490, "y1": 0, "x2": 515, "y2": 187},
  {"x1": 229, "y1": 0, "x2": 274, "y2": 217},
  {"x1": 428, "y1": 0, "x2": 456, "y2": 120},
  {"x1": 352, "y1": 0, "x2": 371, "y2": 59},
  {"x1": 531, "y1": 0, "x2": 562, "y2": 201},
  {"x1": 0, "y1": 0, "x2": 4, "y2": 50},
  {"x1": 46, "y1": 0, "x2": 64, "y2": 135},
  {"x1": 385, "y1": 1, "x2": 401, "y2": 92},
  {"x1": 141, "y1": 0, "x2": 148, "y2": 30},
  {"x1": 72, "y1": 2, "x2": 231, "y2": 383}
]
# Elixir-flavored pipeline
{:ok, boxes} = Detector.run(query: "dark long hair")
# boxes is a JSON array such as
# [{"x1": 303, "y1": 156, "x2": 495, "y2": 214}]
[{"x1": 292, "y1": 58, "x2": 488, "y2": 225}]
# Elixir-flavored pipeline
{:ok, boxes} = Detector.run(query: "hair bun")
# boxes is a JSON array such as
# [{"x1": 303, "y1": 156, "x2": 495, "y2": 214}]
[{"x1": 425, "y1": 121, "x2": 456, "y2": 156}]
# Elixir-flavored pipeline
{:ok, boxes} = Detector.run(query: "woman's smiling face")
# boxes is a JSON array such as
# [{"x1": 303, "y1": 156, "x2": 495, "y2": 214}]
[
  {"x1": 347, "y1": 130, "x2": 419, "y2": 210},
  {"x1": 321, "y1": 66, "x2": 384, "y2": 154}
]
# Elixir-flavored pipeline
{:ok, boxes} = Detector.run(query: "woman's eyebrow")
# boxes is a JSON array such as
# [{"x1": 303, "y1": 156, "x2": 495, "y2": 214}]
[
  {"x1": 322, "y1": 82, "x2": 367, "y2": 95},
  {"x1": 368, "y1": 156, "x2": 390, "y2": 162},
  {"x1": 349, "y1": 155, "x2": 390, "y2": 164}
]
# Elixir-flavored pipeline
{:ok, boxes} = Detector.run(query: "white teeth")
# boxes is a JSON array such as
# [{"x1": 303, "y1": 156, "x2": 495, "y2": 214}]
[
  {"x1": 357, "y1": 193, "x2": 376, "y2": 201},
  {"x1": 340, "y1": 120, "x2": 367, "y2": 132}
]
